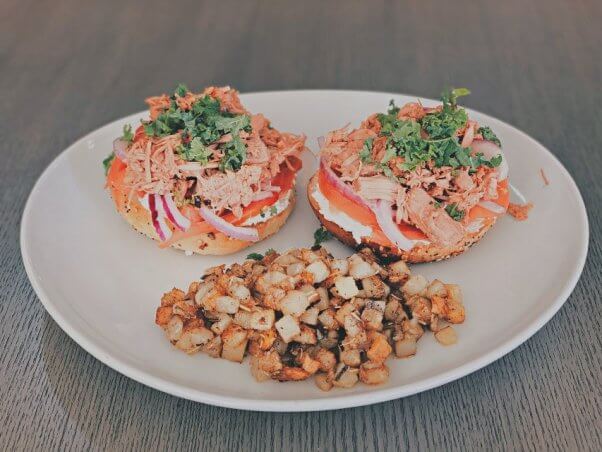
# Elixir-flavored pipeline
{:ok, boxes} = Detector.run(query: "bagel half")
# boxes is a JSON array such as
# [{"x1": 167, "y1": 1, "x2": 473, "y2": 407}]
[
  {"x1": 110, "y1": 173, "x2": 296, "y2": 255},
  {"x1": 307, "y1": 175, "x2": 496, "y2": 263}
]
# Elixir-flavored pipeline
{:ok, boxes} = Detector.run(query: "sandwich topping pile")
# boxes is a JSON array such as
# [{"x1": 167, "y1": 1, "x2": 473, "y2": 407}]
[
  {"x1": 314, "y1": 88, "x2": 510, "y2": 253},
  {"x1": 104, "y1": 85, "x2": 306, "y2": 246},
  {"x1": 155, "y1": 247, "x2": 465, "y2": 390}
]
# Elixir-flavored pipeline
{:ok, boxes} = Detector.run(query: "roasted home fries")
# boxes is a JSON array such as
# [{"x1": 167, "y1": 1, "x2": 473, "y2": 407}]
[{"x1": 155, "y1": 247, "x2": 465, "y2": 390}]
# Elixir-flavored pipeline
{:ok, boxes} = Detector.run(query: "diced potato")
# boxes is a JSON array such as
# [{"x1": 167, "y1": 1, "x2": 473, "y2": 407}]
[
  {"x1": 314, "y1": 348, "x2": 337, "y2": 372},
  {"x1": 286, "y1": 262, "x2": 306, "y2": 276},
  {"x1": 221, "y1": 324, "x2": 249, "y2": 362},
  {"x1": 361, "y1": 300, "x2": 386, "y2": 331},
  {"x1": 332, "y1": 364, "x2": 359, "y2": 388},
  {"x1": 161, "y1": 288, "x2": 186, "y2": 306},
  {"x1": 395, "y1": 337, "x2": 417, "y2": 358},
  {"x1": 367, "y1": 332, "x2": 392, "y2": 363},
  {"x1": 335, "y1": 302, "x2": 356, "y2": 326},
  {"x1": 305, "y1": 260, "x2": 330, "y2": 284},
  {"x1": 426, "y1": 279, "x2": 447, "y2": 298},
  {"x1": 406, "y1": 295, "x2": 432, "y2": 325},
  {"x1": 314, "y1": 287, "x2": 330, "y2": 311},
  {"x1": 386, "y1": 260, "x2": 411, "y2": 286},
  {"x1": 334, "y1": 276, "x2": 359, "y2": 299},
  {"x1": 214, "y1": 295, "x2": 240, "y2": 314},
  {"x1": 314, "y1": 373, "x2": 333, "y2": 391},
  {"x1": 402, "y1": 274, "x2": 428, "y2": 296},
  {"x1": 165, "y1": 315, "x2": 183, "y2": 341},
  {"x1": 277, "y1": 366, "x2": 311, "y2": 381},
  {"x1": 293, "y1": 324, "x2": 318, "y2": 344},
  {"x1": 318, "y1": 308, "x2": 339, "y2": 330},
  {"x1": 300, "y1": 306, "x2": 319, "y2": 325},
  {"x1": 360, "y1": 275, "x2": 390, "y2": 299},
  {"x1": 155, "y1": 306, "x2": 173, "y2": 326},
  {"x1": 348, "y1": 255, "x2": 377, "y2": 279},
  {"x1": 435, "y1": 326, "x2": 458, "y2": 345},
  {"x1": 280, "y1": 290, "x2": 310, "y2": 316},
  {"x1": 344, "y1": 313, "x2": 364, "y2": 337},
  {"x1": 203, "y1": 335, "x2": 223, "y2": 358},
  {"x1": 330, "y1": 258, "x2": 349, "y2": 276},
  {"x1": 175, "y1": 327, "x2": 214, "y2": 354},
  {"x1": 209, "y1": 312, "x2": 232, "y2": 335},
  {"x1": 359, "y1": 361, "x2": 389, "y2": 385},
  {"x1": 340, "y1": 348, "x2": 361, "y2": 367},
  {"x1": 275, "y1": 315, "x2": 301, "y2": 342}
]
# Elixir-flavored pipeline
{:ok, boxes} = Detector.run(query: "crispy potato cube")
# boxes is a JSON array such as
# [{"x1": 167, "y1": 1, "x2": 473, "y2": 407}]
[
  {"x1": 314, "y1": 373, "x2": 333, "y2": 391},
  {"x1": 367, "y1": 332, "x2": 392, "y2": 363},
  {"x1": 280, "y1": 290, "x2": 310, "y2": 317},
  {"x1": 435, "y1": 326, "x2": 458, "y2": 345},
  {"x1": 314, "y1": 348, "x2": 337, "y2": 372},
  {"x1": 361, "y1": 300, "x2": 386, "y2": 331},
  {"x1": 318, "y1": 308, "x2": 339, "y2": 330},
  {"x1": 155, "y1": 306, "x2": 173, "y2": 326},
  {"x1": 221, "y1": 324, "x2": 249, "y2": 362},
  {"x1": 402, "y1": 274, "x2": 428, "y2": 296},
  {"x1": 161, "y1": 288, "x2": 186, "y2": 306},
  {"x1": 275, "y1": 315, "x2": 301, "y2": 342},
  {"x1": 332, "y1": 364, "x2": 359, "y2": 388},
  {"x1": 395, "y1": 337, "x2": 417, "y2": 358},
  {"x1": 360, "y1": 276, "x2": 390, "y2": 299},
  {"x1": 331, "y1": 258, "x2": 349, "y2": 276},
  {"x1": 359, "y1": 361, "x2": 389, "y2": 385},
  {"x1": 215, "y1": 295, "x2": 240, "y2": 314},
  {"x1": 426, "y1": 279, "x2": 447, "y2": 298},
  {"x1": 300, "y1": 306, "x2": 319, "y2": 325},
  {"x1": 334, "y1": 276, "x2": 359, "y2": 299},
  {"x1": 348, "y1": 254, "x2": 377, "y2": 279},
  {"x1": 277, "y1": 366, "x2": 311, "y2": 381},
  {"x1": 340, "y1": 348, "x2": 361, "y2": 367},
  {"x1": 175, "y1": 327, "x2": 214, "y2": 354},
  {"x1": 293, "y1": 324, "x2": 318, "y2": 344},
  {"x1": 305, "y1": 260, "x2": 330, "y2": 284}
]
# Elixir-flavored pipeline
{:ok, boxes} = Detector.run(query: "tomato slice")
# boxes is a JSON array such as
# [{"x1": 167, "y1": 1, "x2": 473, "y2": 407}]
[
  {"x1": 317, "y1": 169, "x2": 427, "y2": 242},
  {"x1": 317, "y1": 167, "x2": 510, "y2": 244}
]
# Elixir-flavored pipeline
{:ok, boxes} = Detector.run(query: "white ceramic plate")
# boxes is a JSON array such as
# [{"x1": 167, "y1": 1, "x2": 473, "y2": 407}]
[{"x1": 21, "y1": 90, "x2": 588, "y2": 411}]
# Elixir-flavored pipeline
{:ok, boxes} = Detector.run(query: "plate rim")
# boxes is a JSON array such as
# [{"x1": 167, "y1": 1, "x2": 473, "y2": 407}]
[{"x1": 20, "y1": 89, "x2": 590, "y2": 412}]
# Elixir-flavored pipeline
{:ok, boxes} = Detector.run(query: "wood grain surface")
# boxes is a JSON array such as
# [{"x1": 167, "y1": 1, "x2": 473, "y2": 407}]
[{"x1": 1, "y1": 0, "x2": 601, "y2": 450}]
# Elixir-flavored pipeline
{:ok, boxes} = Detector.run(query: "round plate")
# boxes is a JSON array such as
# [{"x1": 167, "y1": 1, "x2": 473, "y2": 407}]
[{"x1": 21, "y1": 90, "x2": 588, "y2": 411}]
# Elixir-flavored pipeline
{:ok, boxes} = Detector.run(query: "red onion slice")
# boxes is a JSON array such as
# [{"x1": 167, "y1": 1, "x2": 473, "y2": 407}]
[
  {"x1": 319, "y1": 157, "x2": 370, "y2": 208},
  {"x1": 471, "y1": 139, "x2": 509, "y2": 180},
  {"x1": 147, "y1": 194, "x2": 172, "y2": 241},
  {"x1": 161, "y1": 194, "x2": 191, "y2": 231},
  {"x1": 113, "y1": 138, "x2": 128, "y2": 160},
  {"x1": 478, "y1": 200, "x2": 506, "y2": 214},
  {"x1": 371, "y1": 200, "x2": 415, "y2": 251},
  {"x1": 199, "y1": 205, "x2": 259, "y2": 242}
]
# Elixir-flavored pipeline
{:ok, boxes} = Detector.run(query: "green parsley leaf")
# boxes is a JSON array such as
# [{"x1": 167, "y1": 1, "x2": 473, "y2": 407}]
[
  {"x1": 247, "y1": 252, "x2": 263, "y2": 261},
  {"x1": 122, "y1": 124, "x2": 134, "y2": 143},
  {"x1": 214, "y1": 114, "x2": 251, "y2": 135},
  {"x1": 219, "y1": 135, "x2": 247, "y2": 171},
  {"x1": 387, "y1": 99, "x2": 400, "y2": 115},
  {"x1": 270, "y1": 205, "x2": 278, "y2": 215},
  {"x1": 181, "y1": 137, "x2": 213, "y2": 164},
  {"x1": 359, "y1": 138, "x2": 374, "y2": 163},
  {"x1": 102, "y1": 152, "x2": 115, "y2": 175},
  {"x1": 175, "y1": 83, "x2": 188, "y2": 97},
  {"x1": 478, "y1": 126, "x2": 502, "y2": 147},
  {"x1": 313, "y1": 226, "x2": 332, "y2": 247},
  {"x1": 441, "y1": 87, "x2": 471, "y2": 109},
  {"x1": 445, "y1": 203, "x2": 465, "y2": 221},
  {"x1": 433, "y1": 200, "x2": 442, "y2": 209}
]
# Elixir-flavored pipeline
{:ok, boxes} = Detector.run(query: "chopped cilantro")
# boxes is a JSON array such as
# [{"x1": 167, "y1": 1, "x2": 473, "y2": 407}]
[
  {"x1": 142, "y1": 84, "x2": 251, "y2": 174},
  {"x1": 122, "y1": 124, "x2": 134, "y2": 143},
  {"x1": 214, "y1": 114, "x2": 251, "y2": 135},
  {"x1": 445, "y1": 203, "x2": 465, "y2": 221},
  {"x1": 478, "y1": 126, "x2": 502, "y2": 147},
  {"x1": 433, "y1": 200, "x2": 442, "y2": 209},
  {"x1": 180, "y1": 137, "x2": 212, "y2": 164},
  {"x1": 247, "y1": 252, "x2": 263, "y2": 261},
  {"x1": 175, "y1": 83, "x2": 188, "y2": 97},
  {"x1": 313, "y1": 226, "x2": 332, "y2": 247},
  {"x1": 219, "y1": 135, "x2": 247, "y2": 171},
  {"x1": 102, "y1": 152, "x2": 115, "y2": 175},
  {"x1": 359, "y1": 138, "x2": 374, "y2": 163},
  {"x1": 371, "y1": 87, "x2": 501, "y2": 172},
  {"x1": 270, "y1": 205, "x2": 278, "y2": 215}
]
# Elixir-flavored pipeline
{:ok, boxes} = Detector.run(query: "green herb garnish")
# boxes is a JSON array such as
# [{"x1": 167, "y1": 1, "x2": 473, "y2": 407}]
[
  {"x1": 122, "y1": 124, "x2": 134, "y2": 143},
  {"x1": 478, "y1": 126, "x2": 502, "y2": 147},
  {"x1": 247, "y1": 252, "x2": 264, "y2": 261},
  {"x1": 445, "y1": 203, "x2": 465, "y2": 221},
  {"x1": 313, "y1": 226, "x2": 332, "y2": 247},
  {"x1": 359, "y1": 138, "x2": 374, "y2": 163},
  {"x1": 219, "y1": 135, "x2": 247, "y2": 171},
  {"x1": 102, "y1": 153, "x2": 115, "y2": 175}
]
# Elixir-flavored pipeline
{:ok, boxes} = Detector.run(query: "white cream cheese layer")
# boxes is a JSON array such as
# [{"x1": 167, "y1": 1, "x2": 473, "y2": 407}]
[
  {"x1": 311, "y1": 186, "x2": 373, "y2": 243},
  {"x1": 243, "y1": 190, "x2": 293, "y2": 226}
]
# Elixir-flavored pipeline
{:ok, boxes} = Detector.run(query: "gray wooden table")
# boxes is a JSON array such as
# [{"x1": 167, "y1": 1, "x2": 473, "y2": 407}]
[{"x1": 1, "y1": 0, "x2": 600, "y2": 450}]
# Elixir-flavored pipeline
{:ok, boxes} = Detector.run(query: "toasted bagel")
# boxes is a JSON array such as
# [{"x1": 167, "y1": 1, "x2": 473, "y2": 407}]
[{"x1": 307, "y1": 175, "x2": 496, "y2": 263}]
